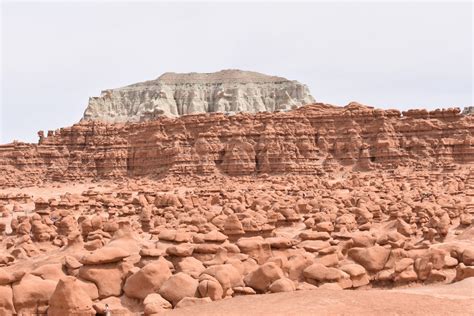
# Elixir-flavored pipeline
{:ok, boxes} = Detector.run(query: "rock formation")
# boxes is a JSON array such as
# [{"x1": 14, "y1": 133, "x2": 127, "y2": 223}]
[
  {"x1": 0, "y1": 72, "x2": 473, "y2": 315},
  {"x1": 0, "y1": 102, "x2": 472, "y2": 187},
  {"x1": 0, "y1": 166, "x2": 472, "y2": 315},
  {"x1": 462, "y1": 106, "x2": 474, "y2": 115},
  {"x1": 82, "y1": 69, "x2": 315, "y2": 122}
]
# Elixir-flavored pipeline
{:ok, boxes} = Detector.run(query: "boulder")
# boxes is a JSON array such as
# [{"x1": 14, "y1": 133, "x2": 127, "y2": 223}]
[
  {"x1": 166, "y1": 244, "x2": 194, "y2": 257},
  {"x1": 340, "y1": 264, "x2": 366, "y2": 277},
  {"x1": 159, "y1": 272, "x2": 199, "y2": 306},
  {"x1": 123, "y1": 258, "x2": 172, "y2": 299},
  {"x1": 236, "y1": 237, "x2": 272, "y2": 264},
  {"x1": 78, "y1": 263, "x2": 125, "y2": 298},
  {"x1": 47, "y1": 276, "x2": 95, "y2": 316},
  {"x1": 201, "y1": 264, "x2": 244, "y2": 293},
  {"x1": 0, "y1": 285, "x2": 14, "y2": 315},
  {"x1": 348, "y1": 246, "x2": 391, "y2": 271},
  {"x1": 198, "y1": 276, "x2": 224, "y2": 300},
  {"x1": 244, "y1": 262, "x2": 284, "y2": 292},
  {"x1": 269, "y1": 278, "x2": 296, "y2": 293},
  {"x1": 176, "y1": 257, "x2": 205, "y2": 278},
  {"x1": 265, "y1": 237, "x2": 296, "y2": 249},
  {"x1": 303, "y1": 263, "x2": 344, "y2": 283},
  {"x1": 287, "y1": 254, "x2": 313, "y2": 281},
  {"x1": 12, "y1": 274, "x2": 57, "y2": 314},
  {"x1": 143, "y1": 293, "x2": 172, "y2": 315},
  {"x1": 454, "y1": 263, "x2": 474, "y2": 281},
  {"x1": 461, "y1": 247, "x2": 474, "y2": 265},
  {"x1": 31, "y1": 263, "x2": 66, "y2": 281}
]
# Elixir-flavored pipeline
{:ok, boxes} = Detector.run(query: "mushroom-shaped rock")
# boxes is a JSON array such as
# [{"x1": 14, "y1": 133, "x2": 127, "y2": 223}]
[
  {"x1": 244, "y1": 262, "x2": 284, "y2": 292},
  {"x1": 47, "y1": 276, "x2": 95, "y2": 316},
  {"x1": 159, "y1": 272, "x2": 199, "y2": 306},
  {"x1": 223, "y1": 214, "x2": 245, "y2": 235},
  {"x1": 123, "y1": 258, "x2": 172, "y2": 300}
]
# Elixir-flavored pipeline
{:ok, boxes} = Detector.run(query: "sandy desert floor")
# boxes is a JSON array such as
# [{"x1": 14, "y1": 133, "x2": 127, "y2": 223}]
[{"x1": 166, "y1": 278, "x2": 474, "y2": 316}]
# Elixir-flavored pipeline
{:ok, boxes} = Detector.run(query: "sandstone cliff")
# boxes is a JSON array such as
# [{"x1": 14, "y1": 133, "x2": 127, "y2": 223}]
[
  {"x1": 82, "y1": 70, "x2": 315, "y2": 122},
  {"x1": 1, "y1": 102, "x2": 473, "y2": 187}
]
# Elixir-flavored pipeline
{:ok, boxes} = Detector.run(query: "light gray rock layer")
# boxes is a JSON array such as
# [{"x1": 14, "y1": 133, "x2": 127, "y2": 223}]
[
  {"x1": 82, "y1": 69, "x2": 315, "y2": 122},
  {"x1": 462, "y1": 106, "x2": 473, "y2": 115}
]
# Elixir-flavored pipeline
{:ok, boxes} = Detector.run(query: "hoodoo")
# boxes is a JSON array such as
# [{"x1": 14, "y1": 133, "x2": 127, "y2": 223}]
[{"x1": 1, "y1": 101, "x2": 473, "y2": 187}]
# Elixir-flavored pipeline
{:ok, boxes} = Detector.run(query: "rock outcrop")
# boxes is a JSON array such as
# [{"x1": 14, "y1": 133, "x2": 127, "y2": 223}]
[
  {"x1": 82, "y1": 69, "x2": 315, "y2": 122},
  {"x1": 0, "y1": 102, "x2": 472, "y2": 187},
  {"x1": 462, "y1": 106, "x2": 474, "y2": 115}
]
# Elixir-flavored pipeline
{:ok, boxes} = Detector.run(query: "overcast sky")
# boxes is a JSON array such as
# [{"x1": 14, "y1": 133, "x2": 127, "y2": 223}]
[{"x1": 1, "y1": 1, "x2": 472, "y2": 143}]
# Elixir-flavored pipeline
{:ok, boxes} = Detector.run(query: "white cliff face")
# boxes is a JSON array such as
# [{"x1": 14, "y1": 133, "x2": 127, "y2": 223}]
[
  {"x1": 462, "y1": 106, "x2": 474, "y2": 115},
  {"x1": 82, "y1": 70, "x2": 315, "y2": 122}
]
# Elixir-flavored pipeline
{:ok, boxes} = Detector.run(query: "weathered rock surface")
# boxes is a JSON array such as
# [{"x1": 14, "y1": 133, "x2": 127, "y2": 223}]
[
  {"x1": 462, "y1": 106, "x2": 474, "y2": 115},
  {"x1": 47, "y1": 276, "x2": 95, "y2": 316},
  {"x1": 82, "y1": 69, "x2": 315, "y2": 122},
  {"x1": 1, "y1": 103, "x2": 472, "y2": 187},
  {"x1": 123, "y1": 258, "x2": 172, "y2": 299}
]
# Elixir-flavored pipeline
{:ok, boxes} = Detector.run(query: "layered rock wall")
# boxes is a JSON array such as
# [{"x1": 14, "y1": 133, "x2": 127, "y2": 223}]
[
  {"x1": 82, "y1": 70, "x2": 315, "y2": 122},
  {"x1": 1, "y1": 103, "x2": 473, "y2": 187}
]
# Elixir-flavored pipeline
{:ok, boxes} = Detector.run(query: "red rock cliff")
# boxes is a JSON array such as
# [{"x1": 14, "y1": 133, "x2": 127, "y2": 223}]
[{"x1": 1, "y1": 103, "x2": 473, "y2": 187}]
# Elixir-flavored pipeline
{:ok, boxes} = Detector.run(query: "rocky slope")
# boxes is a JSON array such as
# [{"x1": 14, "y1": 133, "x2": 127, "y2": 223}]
[
  {"x1": 82, "y1": 70, "x2": 315, "y2": 122},
  {"x1": 1, "y1": 102, "x2": 473, "y2": 188}
]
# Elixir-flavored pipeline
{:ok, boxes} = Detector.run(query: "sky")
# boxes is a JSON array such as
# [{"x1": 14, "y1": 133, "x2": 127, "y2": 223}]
[{"x1": 1, "y1": 1, "x2": 472, "y2": 143}]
